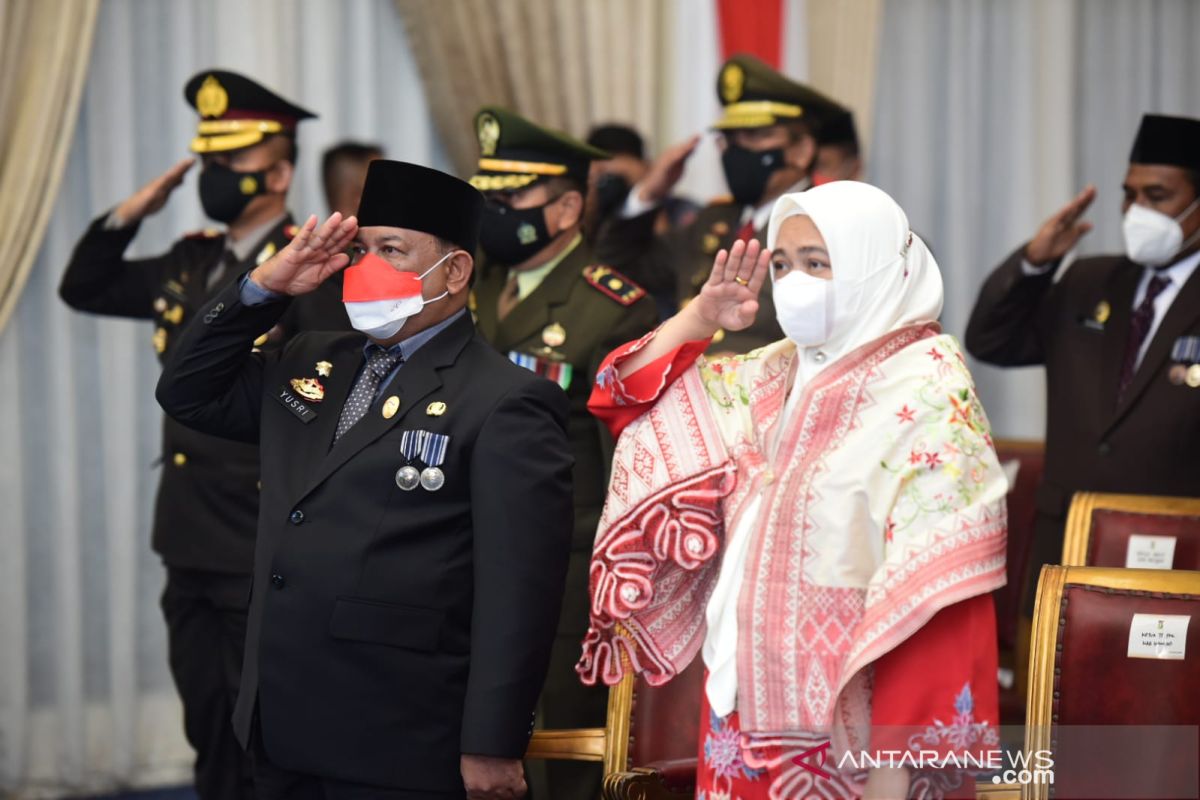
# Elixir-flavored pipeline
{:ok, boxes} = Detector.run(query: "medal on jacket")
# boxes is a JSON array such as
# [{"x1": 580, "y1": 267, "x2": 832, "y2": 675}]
[{"x1": 397, "y1": 429, "x2": 450, "y2": 491}]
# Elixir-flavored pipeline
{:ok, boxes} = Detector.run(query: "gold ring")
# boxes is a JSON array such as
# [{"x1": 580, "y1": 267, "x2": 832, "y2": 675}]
[{"x1": 734, "y1": 276, "x2": 749, "y2": 286}]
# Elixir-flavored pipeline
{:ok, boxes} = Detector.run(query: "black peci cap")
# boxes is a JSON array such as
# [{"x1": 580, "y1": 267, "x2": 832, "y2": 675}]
[
  {"x1": 184, "y1": 69, "x2": 316, "y2": 154},
  {"x1": 1129, "y1": 114, "x2": 1200, "y2": 172},
  {"x1": 356, "y1": 160, "x2": 485, "y2": 253}
]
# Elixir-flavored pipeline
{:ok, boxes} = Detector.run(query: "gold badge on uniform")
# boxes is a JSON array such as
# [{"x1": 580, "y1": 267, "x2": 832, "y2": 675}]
[
  {"x1": 240, "y1": 175, "x2": 259, "y2": 195},
  {"x1": 702, "y1": 233, "x2": 721, "y2": 255},
  {"x1": 542, "y1": 323, "x2": 566, "y2": 348},
  {"x1": 290, "y1": 377, "x2": 325, "y2": 402},
  {"x1": 154, "y1": 297, "x2": 168, "y2": 313},
  {"x1": 196, "y1": 75, "x2": 229, "y2": 118},
  {"x1": 712, "y1": 221, "x2": 730, "y2": 236},
  {"x1": 153, "y1": 327, "x2": 168, "y2": 354},
  {"x1": 163, "y1": 304, "x2": 184, "y2": 325},
  {"x1": 477, "y1": 112, "x2": 501, "y2": 156},
  {"x1": 721, "y1": 63, "x2": 745, "y2": 103},
  {"x1": 382, "y1": 395, "x2": 401, "y2": 419},
  {"x1": 315, "y1": 360, "x2": 333, "y2": 377},
  {"x1": 1094, "y1": 301, "x2": 1111, "y2": 324},
  {"x1": 256, "y1": 241, "x2": 276, "y2": 266},
  {"x1": 426, "y1": 401, "x2": 447, "y2": 417},
  {"x1": 253, "y1": 332, "x2": 270, "y2": 347},
  {"x1": 1187, "y1": 364, "x2": 1200, "y2": 388}
]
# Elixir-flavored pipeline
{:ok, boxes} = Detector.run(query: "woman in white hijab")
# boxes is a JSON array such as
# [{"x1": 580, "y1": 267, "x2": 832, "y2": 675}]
[{"x1": 579, "y1": 182, "x2": 1007, "y2": 799}]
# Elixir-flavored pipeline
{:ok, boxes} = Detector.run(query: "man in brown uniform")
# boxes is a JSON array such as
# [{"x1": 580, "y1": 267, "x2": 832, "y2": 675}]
[
  {"x1": 468, "y1": 106, "x2": 658, "y2": 800},
  {"x1": 594, "y1": 54, "x2": 845, "y2": 353}
]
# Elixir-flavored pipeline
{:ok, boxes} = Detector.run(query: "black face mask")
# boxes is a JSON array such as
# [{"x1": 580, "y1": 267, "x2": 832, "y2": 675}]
[
  {"x1": 593, "y1": 173, "x2": 632, "y2": 220},
  {"x1": 199, "y1": 162, "x2": 269, "y2": 223},
  {"x1": 721, "y1": 143, "x2": 785, "y2": 207},
  {"x1": 479, "y1": 201, "x2": 553, "y2": 266}
]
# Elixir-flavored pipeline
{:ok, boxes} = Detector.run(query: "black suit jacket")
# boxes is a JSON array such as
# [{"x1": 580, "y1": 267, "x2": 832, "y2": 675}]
[
  {"x1": 156, "y1": 282, "x2": 574, "y2": 792},
  {"x1": 966, "y1": 247, "x2": 1200, "y2": 605},
  {"x1": 58, "y1": 212, "x2": 348, "y2": 573}
]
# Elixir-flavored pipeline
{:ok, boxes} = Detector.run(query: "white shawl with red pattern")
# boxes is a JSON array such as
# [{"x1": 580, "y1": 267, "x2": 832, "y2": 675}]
[{"x1": 577, "y1": 322, "x2": 1007, "y2": 752}]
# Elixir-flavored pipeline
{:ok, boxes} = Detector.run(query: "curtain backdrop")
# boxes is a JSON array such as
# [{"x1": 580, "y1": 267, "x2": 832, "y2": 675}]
[
  {"x1": 0, "y1": 0, "x2": 99, "y2": 333},
  {"x1": 0, "y1": 1, "x2": 443, "y2": 795},
  {"x1": 870, "y1": 0, "x2": 1200, "y2": 439}
]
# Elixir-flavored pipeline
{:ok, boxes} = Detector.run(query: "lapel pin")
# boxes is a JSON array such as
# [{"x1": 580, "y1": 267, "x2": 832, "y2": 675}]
[
  {"x1": 382, "y1": 395, "x2": 401, "y2": 419},
  {"x1": 153, "y1": 297, "x2": 168, "y2": 313},
  {"x1": 290, "y1": 377, "x2": 325, "y2": 402},
  {"x1": 1187, "y1": 365, "x2": 1200, "y2": 389},
  {"x1": 426, "y1": 401, "x2": 447, "y2": 417},
  {"x1": 1094, "y1": 300, "x2": 1111, "y2": 324},
  {"x1": 315, "y1": 360, "x2": 333, "y2": 377}
]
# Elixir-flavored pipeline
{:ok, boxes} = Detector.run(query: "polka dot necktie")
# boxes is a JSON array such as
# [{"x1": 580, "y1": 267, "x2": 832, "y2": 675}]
[{"x1": 334, "y1": 346, "x2": 402, "y2": 442}]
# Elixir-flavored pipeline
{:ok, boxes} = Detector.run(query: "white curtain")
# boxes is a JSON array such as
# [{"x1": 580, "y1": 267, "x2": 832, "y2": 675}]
[
  {"x1": 870, "y1": 0, "x2": 1200, "y2": 439},
  {"x1": 0, "y1": 0, "x2": 443, "y2": 795}
]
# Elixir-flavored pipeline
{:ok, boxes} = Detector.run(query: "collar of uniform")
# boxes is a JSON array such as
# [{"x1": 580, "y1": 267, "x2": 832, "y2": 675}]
[
  {"x1": 1140, "y1": 247, "x2": 1200, "y2": 297},
  {"x1": 508, "y1": 232, "x2": 584, "y2": 300},
  {"x1": 743, "y1": 178, "x2": 811, "y2": 232},
  {"x1": 364, "y1": 307, "x2": 468, "y2": 363},
  {"x1": 227, "y1": 212, "x2": 288, "y2": 262}
]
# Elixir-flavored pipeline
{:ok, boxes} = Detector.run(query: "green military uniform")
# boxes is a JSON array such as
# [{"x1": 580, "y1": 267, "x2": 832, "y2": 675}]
[
  {"x1": 468, "y1": 107, "x2": 658, "y2": 800},
  {"x1": 595, "y1": 53, "x2": 846, "y2": 354},
  {"x1": 57, "y1": 70, "x2": 341, "y2": 800}
]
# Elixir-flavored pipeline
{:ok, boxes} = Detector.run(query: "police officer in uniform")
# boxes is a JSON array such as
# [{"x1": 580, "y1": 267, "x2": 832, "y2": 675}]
[
  {"x1": 58, "y1": 70, "x2": 343, "y2": 800},
  {"x1": 467, "y1": 107, "x2": 658, "y2": 800},
  {"x1": 966, "y1": 114, "x2": 1200, "y2": 663},
  {"x1": 595, "y1": 54, "x2": 845, "y2": 353}
]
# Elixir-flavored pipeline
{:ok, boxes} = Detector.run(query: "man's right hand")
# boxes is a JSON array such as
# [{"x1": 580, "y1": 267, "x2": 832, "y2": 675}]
[
  {"x1": 1024, "y1": 185, "x2": 1096, "y2": 266},
  {"x1": 636, "y1": 134, "x2": 701, "y2": 205},
  {"x1": 112, "y1": 158, "x2": 195, "y2": 227},
  {"x1": 249, "y1": 212, "x2": 358, "y2": 297}
]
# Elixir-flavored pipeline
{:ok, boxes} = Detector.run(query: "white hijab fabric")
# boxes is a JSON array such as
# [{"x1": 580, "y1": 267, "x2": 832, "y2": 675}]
[{"x1": 766, "y1": 181, "x2": 944, "y2": 364}]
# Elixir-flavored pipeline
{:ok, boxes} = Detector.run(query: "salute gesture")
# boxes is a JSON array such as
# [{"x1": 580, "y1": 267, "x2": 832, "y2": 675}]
[
  {"x1": 250, "y1": 212, "x2": 359, "y2": 296},
  {"x1": 112, "y1": 158, "x2": 195, "y2": 227},
  {"x1": 1024, "y1": 185, "x2": 1096, "y2": 266}
]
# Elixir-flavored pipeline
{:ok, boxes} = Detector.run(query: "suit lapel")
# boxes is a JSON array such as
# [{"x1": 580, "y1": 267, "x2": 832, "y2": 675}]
[
  {"x1": 1096, "y1": 263, "x2": 1142, "y2": 419},
  {"x1": 298, "y1": 338, "x2": 367, "y2": 490},
  {"x1": 299, "y1": 313, "x2": 475, "y2": 498},
  {"x1": 1106, "y1": 263, "x2": 1200, "y2": 433},
  {"x1": 494, "y1": 243, "x2": 583, "y2": 350}
]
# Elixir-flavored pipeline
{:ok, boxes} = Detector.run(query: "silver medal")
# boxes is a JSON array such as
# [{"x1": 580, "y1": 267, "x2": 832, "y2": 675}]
[
  {"x1": 395, "y1": 465, "x2": 420, "y2": 491},
  {"x1": 420, "y1": 466, "x2": 445, "y2": 491}
]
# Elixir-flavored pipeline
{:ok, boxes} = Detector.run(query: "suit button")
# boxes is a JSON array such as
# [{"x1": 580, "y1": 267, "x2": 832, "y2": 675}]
[
  {"x1": 1097, "y1": 441, "x2": 1112, "y2": 456},
  {"x1": 270, "y1": 573, "x2": 285, "y2": 589},
  {"x1": 289, "y1": 509, "x2": 305, "y2": 525}
]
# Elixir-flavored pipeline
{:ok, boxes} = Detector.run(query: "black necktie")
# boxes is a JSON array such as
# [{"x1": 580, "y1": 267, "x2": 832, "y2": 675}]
[
  {"x1": 207, "y1": 249, "x2": 239, "y2": 291},
  {"x1": 1117, "y1": 274, "x2": 1171, "y2": 401},
  {"x1": 334, "y1": 346, "x2": 402, "y2": 442}
]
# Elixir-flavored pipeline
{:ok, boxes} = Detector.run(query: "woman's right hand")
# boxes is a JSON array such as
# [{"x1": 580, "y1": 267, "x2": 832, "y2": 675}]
[{"x1": 690, "y1": 238, "x2": 771, "y2": 332}]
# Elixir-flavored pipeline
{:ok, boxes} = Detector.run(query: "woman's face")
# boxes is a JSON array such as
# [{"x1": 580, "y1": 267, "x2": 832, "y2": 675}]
[{"x1": 771, "y1": 215, "x2": 832, "y2": 281}]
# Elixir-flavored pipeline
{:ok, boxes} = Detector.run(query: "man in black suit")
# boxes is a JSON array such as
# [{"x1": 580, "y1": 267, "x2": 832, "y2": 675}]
[
  {"x1": 967, "y1": 114, "x2": 1200, "y2": 616},
  {"x1": 58, "y1": 70, "x2": 342, "y2": 800},
  {"x1": 157, "y1": 160, "x2": 573, "y2": 799}
]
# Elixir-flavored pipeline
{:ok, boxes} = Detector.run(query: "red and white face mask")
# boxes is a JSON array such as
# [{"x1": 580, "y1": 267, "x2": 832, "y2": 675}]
[{"x1": 341, "y1": 251, "x2": 452, "y2": 339}]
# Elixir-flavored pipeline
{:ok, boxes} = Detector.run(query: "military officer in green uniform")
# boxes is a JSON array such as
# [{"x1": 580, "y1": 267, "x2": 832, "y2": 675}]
[
  {"x1": 468, "y1": 106, "x2": 658, "y2": 800},
  {"x1": 595, "y1": 54, "x2": 846, "y2": 353},
  {"x1": 57, "y1": 70, "x2": 345, "y2": 800}
]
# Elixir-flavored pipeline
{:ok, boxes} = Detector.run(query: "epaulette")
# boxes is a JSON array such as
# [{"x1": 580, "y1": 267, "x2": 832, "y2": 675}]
[
  {"x1": 706, "y1": 194, "x2": 735, "y2": 207},
  {"x1": 583, "y1": 264, "x2": 646, "y2": 306},
  {"x1": 184, "y1": 228, "x2": 222, "y2": 240}
]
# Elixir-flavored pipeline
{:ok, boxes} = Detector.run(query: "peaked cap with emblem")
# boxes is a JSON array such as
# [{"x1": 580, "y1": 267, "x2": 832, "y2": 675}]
[
  {"x1": 184, "y1": 69, "x2": 316, "y2": 154},
  {"x1": 469, "y1": 106, "x2": 610, "y2": 193},
  {"x1": 1129, "y1": 113, "x2": 1200, "y2": 172},
  {"x1": 713, "y1": 53, "x2": 844, "y2": 131}
]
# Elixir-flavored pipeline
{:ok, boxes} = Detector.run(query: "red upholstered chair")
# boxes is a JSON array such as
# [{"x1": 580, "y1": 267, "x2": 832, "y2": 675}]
[
  {"x1": 1062, "y1": 492, "x2": 1200, "y2": 570},
  {"x1": 1025, "y1": 566, "x2": 1200, "y2": 800},
  {"x1": 992, "y1": 439, "x2": 1045, "y2": 650}
]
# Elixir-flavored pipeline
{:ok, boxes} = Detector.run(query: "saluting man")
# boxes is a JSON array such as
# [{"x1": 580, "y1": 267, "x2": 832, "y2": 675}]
[
  {"x1": 156, "y1": 160, "x2": 574, "y2": 800},
  {"x1": 967, "y1": 113, "x2": 1200, "y2": 632},
  {"x1": 467, "y1": 106, "x2": 658, "y2": 800},
  {"x1": 58, "y1": 70, "x2": 342, "y2": 800},
  {"x1": 594, "y1": 54, "x2": 846, "y2": 353}
]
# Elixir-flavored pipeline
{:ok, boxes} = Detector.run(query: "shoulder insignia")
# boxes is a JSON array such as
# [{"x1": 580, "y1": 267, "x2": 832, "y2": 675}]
[
  {"x1": 583, "y1": 264, "x2": 646, "y2": 306},
  {"x1": 283, "y1": 224, "x2": 299, "y2": 239},
  {"x1": 184, "y1": 228, "x2": 222, "y2": 240}
]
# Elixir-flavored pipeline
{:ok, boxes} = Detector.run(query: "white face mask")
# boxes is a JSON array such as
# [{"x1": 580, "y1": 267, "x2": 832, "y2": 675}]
[
  {"x1": 772, "y1": 270, "x2": 835, "y2": 346},
  {"x1": 343, "y1": 252, "x2": 452, "y2": 340},
  {"x1": 1122, "y1": 196, "x2": 1200, "y2": 267}
]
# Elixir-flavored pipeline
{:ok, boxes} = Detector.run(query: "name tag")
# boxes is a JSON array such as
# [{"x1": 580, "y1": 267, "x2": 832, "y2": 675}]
[
  {"x1": 1125, "y1": 534, "x2": 1177, "y2": 569},
  {"x1": 274, "y1": 384, "x2": 318, "y2": 423},
  {"x1": 1127, "y1": 613, "x2": 1190, "y2": 660}
]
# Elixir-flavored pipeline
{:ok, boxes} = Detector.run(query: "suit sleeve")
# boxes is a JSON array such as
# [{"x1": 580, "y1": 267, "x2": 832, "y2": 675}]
[
  {"x1": 58, "y1": 213, "x2": 175, "y2": 318},
  {"x1": 461, "y1": 377, "x2": 574, "y2": 757},
  {"x1": 964, "y1": 245, "x2": 1058, "y2": 366},
  {"x1": 592, "y1": 209, "x2": 680, "y2": 300},
  {"x1": 155, "y1": 277, "x2": 292, "y2": 444}
]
